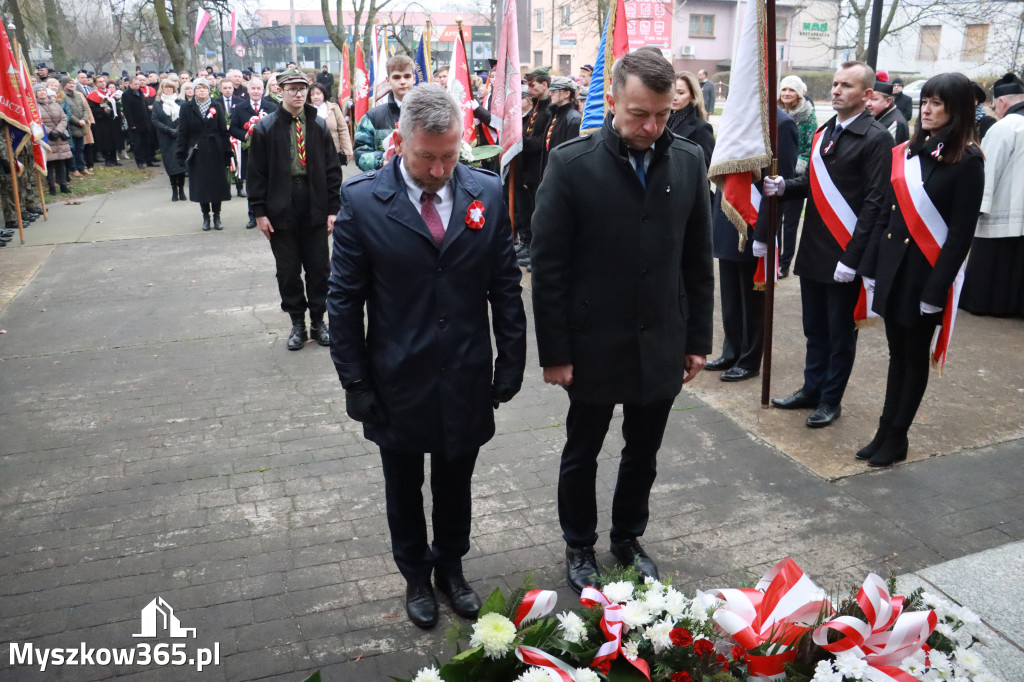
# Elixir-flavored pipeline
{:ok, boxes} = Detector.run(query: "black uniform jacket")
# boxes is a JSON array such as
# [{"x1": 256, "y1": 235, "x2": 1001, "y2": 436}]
[
  {"x1": 327, "y1": 161, "x2": 527, "y2": 455},
  {"x1": 520, "y1": 98, "x2": 554, "y2": 184},
  {"x1": 229, "y1": 97, "x2": 278, "y2": 141},
  {"x1": 785, "y1": 110, "x2": 894, "y2": 283},
  {"x1": 531, "y1": 114, "x2": 715, "y2": 405},
  {"x1": 861, "y1": 136, "x2": 984, "y2": 327},
  {"x1": 246, "y1": 103, "x2": 342, "y2": 230},
  {"x1": 540, "y1": 102, "x2": 582, "y2": 171},
  {"x1": 877, "y1": 106, "x2": 910, "y2": 145}
]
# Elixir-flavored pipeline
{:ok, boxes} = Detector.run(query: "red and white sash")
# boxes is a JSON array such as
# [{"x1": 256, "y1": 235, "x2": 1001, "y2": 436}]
[
  {"x1": 809, "y1": 128, "x2": 875, "y2": 323},
  {"x1": 890, "y1": 143, "x2": 964, "y2": 369}
]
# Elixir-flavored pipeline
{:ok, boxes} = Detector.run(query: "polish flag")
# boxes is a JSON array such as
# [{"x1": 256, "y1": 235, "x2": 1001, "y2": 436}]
[
  {"x1": 447, "y1": 25, "x2": 476, "y2": 143},
  {"x1": 229, "y1": 12, "x2": 237, "y2": 46},
  {"x1": 194, "y1": 9, "x2": 212, "y2": 46},
  {"x1": 339, "y1": 42, "x2": 351, "y2": 103},
  {"x1": 353, "y1": 43, "x2": 370, "y2": 124}
]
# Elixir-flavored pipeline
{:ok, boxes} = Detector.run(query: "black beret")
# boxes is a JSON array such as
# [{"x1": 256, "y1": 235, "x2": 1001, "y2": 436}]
[{"x1": 873, "y1": 80, "x2": 893, "y2": 96}]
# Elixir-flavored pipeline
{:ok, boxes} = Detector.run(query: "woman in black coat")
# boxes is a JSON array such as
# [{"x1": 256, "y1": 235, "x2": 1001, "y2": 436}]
[
  {"x1": 858, "y1": 73, "x2": 985, "y2": 467},
  {"x1": 151, "y1": 79, "x2": 188, "y2": 202},
  {"x1": 667, "y1": 72, "x2": 715, "y2": 168},
  {"x1": 176, "y1": 78, "x2": 231, "y2": 231}
]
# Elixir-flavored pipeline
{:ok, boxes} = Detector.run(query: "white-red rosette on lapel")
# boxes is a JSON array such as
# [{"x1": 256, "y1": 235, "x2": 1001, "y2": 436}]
[
  {"x1": 812, "y1": 573, "x2": 937, "y2": 682},
  {"x1": 579, "y1": 586, "x2": 651, "y2": 678},
  {"x1": 710, "y1": 558, "x2": 832, "y2": 679}
]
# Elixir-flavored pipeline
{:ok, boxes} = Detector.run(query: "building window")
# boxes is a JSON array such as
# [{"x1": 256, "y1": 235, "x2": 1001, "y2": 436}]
[
  {"x1": 776, "y1": 16, "x2": 788, "y2": 41},
  {"x1": 533, "y1": 50, "x2": 544, "y2": 67},
  {"x1": 558, "y1": 54, "x2": 572, "y2": 75},
  {"x1": 560, "y1": 5, "x2": 571, "y2": 28},
  {"x1": 534, "y1": 8, "x2": 544, "y2": 31},
  {"x1": 962, "y1": 24, "x2": 989, "y2": 62},
  {"x1": 917, "y1": 25, "x2": 941, "y2": 61},
  {"x1": 689, "y1": 14, "x2": 715, "y2": 38}
]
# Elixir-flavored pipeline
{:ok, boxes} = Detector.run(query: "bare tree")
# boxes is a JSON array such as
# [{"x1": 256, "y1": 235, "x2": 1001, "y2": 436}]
[
  {"x1": 152, "y1": 0, "x2": 188, "y2": 71},
  {"x1": 61, "y1": 0, "x2": 121, "y2": 70},
  {"x1": 321, "y1": 0, "x2": 395, "y2": 101},
  {"x1": 41, "y1": 0, "x2": 67, "y2": 70}
]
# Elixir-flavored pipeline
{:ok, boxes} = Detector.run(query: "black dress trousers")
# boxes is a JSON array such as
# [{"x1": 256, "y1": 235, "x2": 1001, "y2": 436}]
[
  {"x1": 718, "y1": 258, "x2": 765, "y2": 371},
  {"x1": 268, "y1": 179, "x2": 330, "y2": 321},
  {"x1": 558, "y1": 397, "x2": 674, "y2": 549},
  {"x1": 798, "y1": 277, "x2": 861, "y2": 406}
]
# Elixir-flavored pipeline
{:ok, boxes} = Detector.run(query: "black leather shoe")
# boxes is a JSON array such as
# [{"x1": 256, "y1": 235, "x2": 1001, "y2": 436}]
[
  {"x1": 246, "y1": 218, "x2": 257, "y2": 229},
  {"x1": 780, "y1": 268, "x2": 790, "y2": 279},
  {"x1": 201, "y1": 215, "x2": 211, "y2": 231},
  {"x1": 705, "y1": 356, "x2": 735, "y2": 371},
  {"x1": 867, "y1": 431, "x2": 909, "y2": 467},
  {"x1": 610, "y1": 538, "x2": 659, "y2": 581},
  {"x1": 286, "y1": 324, "x2": 307, "y2": 350},
  {"x1": 405, "y1": 582, "x2": 438, "y2": 629},
  {"x1": 771, "y1": 389, "x2": 818, "y2": 410},
  {"x1": 806, "y1": 403, "x2": 842, "y2": 428},
  {"x1": 310, "y1": 321, "x2": 330, "y2": 346},
  {"x1": 237, "y1": 188, "x2": 247, "y2": 198},
  {"x1": 434, "y1": 567, "x2": 482, "y2": 619},
  {"x1": 566, "y1": 546, "x2": 601, "y2": 594},
  {"x1": 721, "y1": 366, "x2": 759, "y2": 382}
]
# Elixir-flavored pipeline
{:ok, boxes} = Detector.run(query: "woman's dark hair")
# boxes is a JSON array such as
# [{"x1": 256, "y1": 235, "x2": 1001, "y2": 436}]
[
  {"x1": 307, "y1": 82, "x2": 329, "y2": 103},
  {"x1": 910, "y1": 72, "x2": 978, "y2": 164}
]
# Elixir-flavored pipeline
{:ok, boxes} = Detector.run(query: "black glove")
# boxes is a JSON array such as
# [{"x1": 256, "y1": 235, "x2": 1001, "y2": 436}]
[
  {"x1": 491, "y1": 379, "x2": 522, "y2": 409},
  {"x1": 345, "y1": 382, "x2": 387, "y2": 425}
]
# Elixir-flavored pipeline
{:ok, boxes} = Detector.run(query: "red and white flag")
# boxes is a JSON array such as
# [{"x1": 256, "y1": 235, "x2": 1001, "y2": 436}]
[
  {"x1": 707, "y1": 0, "x2": 771, "y2": 251},
  {"x1": 447, "y1": 25, "x2": 476, "y2": 144},
  {"x1": 491, "y1": 0, "x2": 522, "y2": 180},
  {"x1": 338, "y1": 42, "x2": 351, "y2": 103},
  {"x1": 353, "y1": 43, "x2": 370, "y2": 124},
  {"x1": 194, "y1": 9, "x2": 212, "y2": 47},
  {"x1": 0, "y1": 23, "x2": 32, "y2": 144},
  {"x1": 229, "y1": 12, "x2": 237, "y2": 46}
]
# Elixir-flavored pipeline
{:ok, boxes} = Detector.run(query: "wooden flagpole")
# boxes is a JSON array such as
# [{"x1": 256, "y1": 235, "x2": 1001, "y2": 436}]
[
  {"x1": 425, "y1": 21, "x2": 432, "y2": 80},
  {"x1": 5, "y1": 127, "x2": 25, "y2": 244},
  {"x1": 36, "y1": 169, "x2": 48, "y2": 220},
  {"x1": 761, "y1": 0, "x2": 779, "y2": 407}
]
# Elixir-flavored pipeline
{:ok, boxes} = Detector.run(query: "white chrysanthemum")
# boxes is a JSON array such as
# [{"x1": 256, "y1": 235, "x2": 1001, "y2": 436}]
[
  {"x1": 834, "y1": 652, "x2": 869, "y2": 679},
  {"x1": 412, "y1": 666, "x2": 445, "y2": 682},
  {"x1": 642, "y1": 587, "x2": 667, "y2": 614},
  {"x1": 935, "y1": 621, "x2": 957, "y2": 641},
  {"x1": 900, "y1": 648, "x2": 928, "y2": 675},
  {"x1": 811, "y1": 660, "x2": 842, "y2": 682},
  {"x1": 643, "y1": 617, "x2": 675, "y2": 653},
  {"x1": 688, "y1": 589, "x2": 719, "y2": 622},
  {"x1": 972, "y1": 673, "x2": 1000, "y2": 682},
  {"x1": 514, "y1": 669, "x2": 556, "y2": 682},
  {"x1": 574, "y1": 669, "x2": 601, "y2": 682},
  {"x1": 643, "y1": 576, "x2": 666, "y2": 593},
  {"x1": 556, "y1": 611, "x2": 587, "y2": 644},
  {"x1": 928, "y1": 650, "x2": 952, "y2": 675},
  {"x1": 620, "y1": 601, "x2": 653, "y2": 629},
  {"x1": 952, "y1": 646, "x2": 986, "y2": 673},
  {"x1": 622, "y1": 638, "x2": 640, "y2": 660},
  {"x1": 469, "y1": 612, "x2": 517, "y2": 659},
  {"x1": 662, "y1": 588, "x2": 688, "y2": 619},
  {"x1": 602, "y1": 580, "x2": 634, "y2": 603}
]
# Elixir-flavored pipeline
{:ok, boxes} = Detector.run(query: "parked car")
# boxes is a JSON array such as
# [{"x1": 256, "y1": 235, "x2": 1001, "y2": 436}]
[{"x1": 901, "y1": 79, "x2": 928, "y2": 105}]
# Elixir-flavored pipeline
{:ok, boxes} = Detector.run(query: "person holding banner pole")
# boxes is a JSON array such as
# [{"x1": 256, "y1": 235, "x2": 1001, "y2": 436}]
[{"x1": 856, "y1": 73, "x2": 984, "y2": 467}]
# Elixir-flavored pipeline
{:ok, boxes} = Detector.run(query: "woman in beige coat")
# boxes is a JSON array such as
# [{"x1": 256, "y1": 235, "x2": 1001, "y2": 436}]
[
  {"x1": 308, "y1": 83, "x2": 353, "y2": 166},
  {"x1": 35, "y1": 84, "x2": 72, "y2": 194}
]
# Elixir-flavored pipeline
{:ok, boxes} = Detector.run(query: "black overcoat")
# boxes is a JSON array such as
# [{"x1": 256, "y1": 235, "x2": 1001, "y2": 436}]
[
  {"x1": 176, "y1": 99, "x2": 232, "y2": 204},
  {"x1": 86, "y1": 95, "x2": 118, "y2": 153},
  {"x1": 246, "y1": 103, "x2": 341, "y2": 230},
  {"x1": 151, "y1": 100, "x2": 186, "y2": 176},
  {"x1": 327, "y1": 161, "x2": 527, "y2": 456},
  {"x1": 229, "y1": 97, "x2": 278, "y2": 181},
  {"x1": 121, "y1": 89, "x2": 153, "y2": 134},
  {"x1": 877, "y1": 106, "x2": 910, "y2": 145},
  {"x1": 860, "y1": 137, "x2": 984, "y2": 326},
  {"x1": 531, "y1": 114, "x2": 715, "y2": 405},
  {"x1": 784, "y1": 110, "x2": 894, "y2": 283},
  {"x1": 540, "y1": 102, "x2": 582, "y2": 171},
  {"x1": 667, "y1": 104, "x2": 716, "y2": 169}
]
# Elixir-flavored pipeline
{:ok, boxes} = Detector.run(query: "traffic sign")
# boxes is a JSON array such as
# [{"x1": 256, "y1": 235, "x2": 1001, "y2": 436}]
[{"x1": 235, "y1": 45, "x2": 246, "y2": 57}]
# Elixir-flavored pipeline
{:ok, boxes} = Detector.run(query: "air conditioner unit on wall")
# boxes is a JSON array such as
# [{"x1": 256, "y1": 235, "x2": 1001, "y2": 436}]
[{"x1": 680, "y1": 45, "x2": 696, "y2": 57}]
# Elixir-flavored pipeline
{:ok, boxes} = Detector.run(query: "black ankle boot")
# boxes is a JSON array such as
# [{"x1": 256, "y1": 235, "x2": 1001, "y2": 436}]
[
  {"x1": 171, "y1": 180, "x2": 178, "y2": 202},
  {"x1": 213, "y1": 214, "x2": 223, "y2": 230},
  {"x1": 867, "y1": 429, "x2": 909, "y2": 468},
  {"x1": 856, "y1": 418, "x2": 891, "y2": 460},
  {"x1": 287, "y1": 322, "x2": 308, "y2": 350},
  {"x1": 48, "y1": 185, "x2": 56, "y2": 196},
  {"x1": 60, "y1": 184, "x2": 71, "y2": 194},
  {"x1": 177, "y1": 177, "x2": 187, "y2": 201},
  {"x1": 201, "y1": 214, "x2": 211, "y2": 231}
]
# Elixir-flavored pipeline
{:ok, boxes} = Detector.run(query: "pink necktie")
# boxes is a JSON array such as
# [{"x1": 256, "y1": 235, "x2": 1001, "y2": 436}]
[{"x1": 420, "y1": 192, "x2": 445, "y2": 246}]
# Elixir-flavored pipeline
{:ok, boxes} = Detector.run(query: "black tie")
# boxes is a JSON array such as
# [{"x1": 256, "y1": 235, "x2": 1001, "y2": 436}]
[{"x1": 830, "y1": 124, "x2": 844, "y2": 147}]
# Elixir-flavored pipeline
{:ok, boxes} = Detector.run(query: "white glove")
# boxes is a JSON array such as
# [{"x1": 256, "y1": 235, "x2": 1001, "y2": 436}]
[
  {"x1": 833, "y1": 262, "x2": 857, "y2": 283},
  {"x1": 752, "y1": 240, "x2": 768, "y2": 258},
  {"x1": 763, "y1": 176, "x2": 786, "y2": 197},
  {"x1": 920, "y1": 301, "x2": 942, "y2": 315},
  {"x1": 862, "y1": 277, "x2": 875, "y2": 292}
]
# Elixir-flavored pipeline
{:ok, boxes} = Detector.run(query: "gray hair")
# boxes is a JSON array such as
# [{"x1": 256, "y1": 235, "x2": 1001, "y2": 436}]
[{"x1": 398, "y1": 84, "x2": 462, "y2": 140}]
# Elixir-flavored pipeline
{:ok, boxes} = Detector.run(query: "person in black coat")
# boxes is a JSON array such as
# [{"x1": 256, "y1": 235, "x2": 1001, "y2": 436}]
[
  {"x1": 858, "y1": 73, "x2": 985, "y2": 467},
  {"x1": 514, "y1": 68, "x2": 554, "y2": 268},
  {"x1": 867, "y1": 79, "x2": 910, "y2": 144},
  {"x1": 706, "y1": 109, "x2": 797, "y2": 382},
  {"x1": 231, "y1": 78, "x2": 278, "y2": 229},
  {"x1": 176, "y1": 78, "x2": 231, "y2": 231},
  {"x1": 328, "y1": 85, "x2": 526, "y2": 629},
  {"x1": 247, "y1": 69, "x2": 342, "y2": 350},
  {"x1": 764, "y1": 61, "x2": 895, "y2": 428},
  {"x1": 121, "y1": 74, "x2": 156, "y2": 168},
  {"x1": 531, "y1": 52, "x2": 714, "y2": 592},
  {"x1": 892, "y1": 78, "x2": 914, "y2": 122},
  {"x1": 539, "y1": 77, "x2": 582, "y2": 171},
  {"x1": 86, "y1": 75, "x2": 120, "y2": 166},
  {"x1": 151, "y1": 79, "x2": 187, "y2": 201},
  {"x1": 667, "y1": 71, "x2": 715, "y2": 168}
]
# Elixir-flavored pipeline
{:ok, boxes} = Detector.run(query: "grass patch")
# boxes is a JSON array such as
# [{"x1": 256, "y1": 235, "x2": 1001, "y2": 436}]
[{"x1": 56, "y1": 163, "x2": 158, "y2": 199}]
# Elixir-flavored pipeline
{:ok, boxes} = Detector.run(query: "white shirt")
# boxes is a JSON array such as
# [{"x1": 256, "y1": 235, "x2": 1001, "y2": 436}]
[{"x1": 400, "y1": 158, "x2": 454, "y2": 232}]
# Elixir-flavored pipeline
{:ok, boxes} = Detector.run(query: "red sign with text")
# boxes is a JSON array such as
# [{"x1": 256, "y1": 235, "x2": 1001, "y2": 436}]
[{"x1": 623, "y1": 1, "x2": 672, "y2": 49}]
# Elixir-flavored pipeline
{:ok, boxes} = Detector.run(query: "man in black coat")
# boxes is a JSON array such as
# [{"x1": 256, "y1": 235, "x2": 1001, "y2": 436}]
[
  {"x1": 515, "y1": 67, "x2": 553, "y2": 269},
  {"x1": 867, "y1": 79, "x2": 909, "y2": 144},
  {"x1": 764, "y1": 61, "x2": 894, "y2": 427},
  {"x1": 247, "y1": 68, "x2": 341, "y2": 351},
  {"x1": 328, "y1": 84, "x2": 527, "y2": 629},
  {"x1": 315, "y1": 65, "x2": 334, "y2": 98},
  {"x1": 232, "y1": 78, "x2": 278, "y2": 228},
  {"x1": 706, "y1": 109, "x2": 797, "y2": 382},
  {"x1": 531, "y1": 51, "x2": 714, "y2": 592},
  {"x1": 121, "y1": 74, "x2": 156, "y2": 168},
  {"x1": 892, "y1": 78, "x2": 914, "y2": 122}
]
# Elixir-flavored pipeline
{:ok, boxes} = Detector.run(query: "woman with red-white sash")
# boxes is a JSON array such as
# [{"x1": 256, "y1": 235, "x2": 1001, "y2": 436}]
[{"x1": 858, "y1": 73, "x2": 985, "y2": 467}]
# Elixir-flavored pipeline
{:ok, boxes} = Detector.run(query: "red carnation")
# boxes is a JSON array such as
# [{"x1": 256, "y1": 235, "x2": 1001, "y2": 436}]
[
  {"x1": 731, "y1": 645, "x2": 746, "y2": 661},
  {"x1": 670, "y1": 673, "x2": 692, "y2": 682},
  {"x1": 716, "y1": 653, "x2": 730, "y2": 672},
  {"x1": 669, "y1": 627, "x2": 693, "y2": 648},
  {"x1": 694, "y1": 639, "x2": 715, "y2": 656}
]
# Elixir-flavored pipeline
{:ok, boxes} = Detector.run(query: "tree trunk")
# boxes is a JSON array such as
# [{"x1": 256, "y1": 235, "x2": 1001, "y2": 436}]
[
  {"x1": 42, "y1": 0, "x2": 67, "y2": 71},
  {"x1": 153, "y1": 0, "x2": 188, "y2": 72},
  {"x1": 6, "y1": 0, "x2": 32, "y2": 65}
]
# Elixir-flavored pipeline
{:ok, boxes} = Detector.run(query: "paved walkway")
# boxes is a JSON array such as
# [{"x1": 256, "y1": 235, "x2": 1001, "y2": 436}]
[{"x1": 1, "y1": 172, "x2": 1022, "y2": 681}]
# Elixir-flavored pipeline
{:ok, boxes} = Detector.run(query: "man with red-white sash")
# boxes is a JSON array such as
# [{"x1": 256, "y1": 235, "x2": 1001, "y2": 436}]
[{"x1": 764, "y1": 61, "x2": 894, "y2": 428}]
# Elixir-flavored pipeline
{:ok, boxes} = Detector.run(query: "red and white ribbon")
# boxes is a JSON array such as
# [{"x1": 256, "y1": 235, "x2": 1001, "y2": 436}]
[
  {"x1": 515, "y1": 646, "x2": 576, "y2": 682},
  {"x1": 579, "y1": 587, "x2": 650, "y2": 679},
  {"x1": 513, "y1": 589, "x2": 558, "y2": 627},
  {"x1": 891, "y1": 143, "x2": 965, "y2": 369}
]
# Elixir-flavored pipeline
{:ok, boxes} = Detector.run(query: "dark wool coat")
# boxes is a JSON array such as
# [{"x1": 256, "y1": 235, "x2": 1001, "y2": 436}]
[
  {"x1": 784, "y1": 110, "x2": 895, "y2": 283},
  {"x1": 151, "y1": 99, "x2": 186, "y2": 176},
  {"x1": 531, "y1": 114, "x2": 715, "y2": 405},
  {"x1": 877, "y1": 106, "x2": 910, "y2": 145},
  {"x1": 328, "y1": 161, "x2": 527, "y2": 456},
  {"x1": 861, "y1": 137, "x2": 984, "y2": 326},
  {"x1": 176, "y1": 99, "x2": 231, "y2": 204},
  {"x1": 246, "y1": 103, "x2": 341, "y2": 230},
  {"x1": 540, "y1": 102, "x2": 582, "y2": 171},
  {"x1": 121, "y1": 88, "x2": 153, "y2": 134},
  {"x1": 667, "y1": 103, "x2": 716, "y2": 169},
  {"x1": 87, "y1": 94, "x2": 119, "y2": 153},
  {"x1": 520, "y1": 98, "x2": 554, "y2": 184}
]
